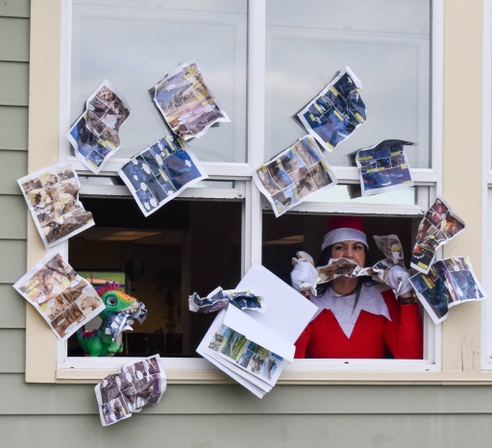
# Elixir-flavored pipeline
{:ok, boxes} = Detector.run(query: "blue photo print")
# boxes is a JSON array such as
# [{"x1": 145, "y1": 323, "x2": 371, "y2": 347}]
[
  {"x1": 161, "y1": 150, "x2": 202, "y2": 190},
  {"x1": 140, "y1": 149, "x2": 162, "y2": 177},
  {"x1": 411, "y1": 271, "x2": 449, "y2": 320},
  {"x1": 86, "y1": 148, "x2": 105, "y2": 169},
  {"x1": 120, "y1": 156, "x2": 156, "y2": 191},
  {"x1": 71, "y1": 115, "x2": 98, "y2": 158},
  {"x1": 146, "y1": 175, "x2": 176, "y2": 203},
  {"x1": 302, "y1": 105, "x2": 354, "y2": 149},
  {"x1": 135, "y1": 187, "x2": 158, "y2": 213}
]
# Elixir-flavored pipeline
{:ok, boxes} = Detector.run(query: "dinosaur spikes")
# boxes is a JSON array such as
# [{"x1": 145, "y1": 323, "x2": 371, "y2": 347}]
[{"x1": 95, "y1": 281, "x2": 122, "y2": 298}]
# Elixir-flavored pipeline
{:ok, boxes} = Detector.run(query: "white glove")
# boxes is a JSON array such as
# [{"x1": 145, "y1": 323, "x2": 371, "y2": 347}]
[
  {"x1": 291, "y1": 251, "x2": 318, "y2": 297},
  {"x1": 387, "y1": 265, "x2": 412, "y2": 295}
]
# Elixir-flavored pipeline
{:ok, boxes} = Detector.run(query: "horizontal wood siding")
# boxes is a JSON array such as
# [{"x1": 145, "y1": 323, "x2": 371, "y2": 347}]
[
  {"x1": 0, "y1": 17, "x2": 29, "y2": 61},
  {"x1": 0, "y1": 0, "x2": 30, "y2": 18},
  {"x1": 0, "y1": 7, "x2": 29, "y2": 388}
]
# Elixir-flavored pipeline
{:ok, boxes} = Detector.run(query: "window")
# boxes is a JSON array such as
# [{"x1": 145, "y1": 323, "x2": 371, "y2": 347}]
[{"x1": 28, "y1": 0, "x2": 444, "y2": 382}]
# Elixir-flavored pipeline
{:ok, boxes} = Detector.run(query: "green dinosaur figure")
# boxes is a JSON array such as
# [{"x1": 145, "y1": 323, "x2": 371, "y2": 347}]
[{"x1": 77, "y1": 282, "x2": 144, "y2": 357}]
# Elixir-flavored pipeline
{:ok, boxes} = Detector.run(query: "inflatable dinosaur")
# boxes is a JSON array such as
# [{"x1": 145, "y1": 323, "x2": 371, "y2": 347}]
[{"x1": 77, "y1": 282, "x2": 146, "y2": 356}]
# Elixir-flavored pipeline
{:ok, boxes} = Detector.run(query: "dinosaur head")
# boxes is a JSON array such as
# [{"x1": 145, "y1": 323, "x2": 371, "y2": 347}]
[{"x1": 97, "y1": 282, "x2": 139, "y2": 322}]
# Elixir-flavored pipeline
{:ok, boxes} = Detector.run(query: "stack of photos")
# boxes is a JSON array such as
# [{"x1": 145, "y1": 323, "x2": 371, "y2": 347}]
[
  {"x1": 153, "y1": 60, "x2": 230, "y2": 140},
  {"x1": 209, "y1": 325, "x2": 286, "y2": 385},
  {"x1": 197, "y1": 304, "x2": 295, "y2": 398},
  {"x1": 18, "y1": 163, "x2": 94, "y2": 249},
  {"x1": 95, "y1": 355, "x2": 167, "y2": 426},
  {"x1": 295, "y1": 67, "x2": 366, "y2": 152},
  {"x1": 410, "y1": 256, "x2": 486, "y2": 325},
  {"x1": 411, "y1": 197, "x2": 465, "y2": 273},
  {"x1": 13, "y1": 252, "x2": 104, "y2": 341},
  {"x1": 118, "y1": 136, "x2": 208, "y2": 217},
  {"x1": 253, "y1": 135, "x2": 337, "y2": 217},
  {"x1": 67, "y1": 80, "x2": 130, "y2": 174},
  {"x1": 349, "y1": 139, "x2": 415, "y2": 197}
]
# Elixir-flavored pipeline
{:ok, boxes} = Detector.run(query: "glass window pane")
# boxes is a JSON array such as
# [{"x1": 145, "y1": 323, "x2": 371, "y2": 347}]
[
  {"x1": 265, "y1": 0, "x2": 431, "y2": 168},
  {"x1": 71, "y1": 0, "x2": 247, "y2": 162}
]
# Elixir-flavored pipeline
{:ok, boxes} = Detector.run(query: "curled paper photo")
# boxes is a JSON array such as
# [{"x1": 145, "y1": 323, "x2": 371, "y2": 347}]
[
  {"x1": 118, "y1": 135, "x2": 208, "y2": 217},
  {"x1": 95, "y1": 355, "x2": 167, "y2": 426},
  {"x1": 410, "y1": 256, "x2": 486, "y2": 325},
  {"x1": 67, "y1": 79, "x2": 130, "y2": 174},
  {"x1": 18, "y1": 163, "x2": 94, "y2": 249},
  {"x1": 13, "y1": 252, "x2": 105, "y2": 341},
  {"x1": 253, "y1": 135, "x2": 337, "y2": 217},
  {"x1": 153, "y1": 60, "x2": 230, "y2": 140},
  {"x1": 411, "y1": 197, "x2": 465, "y2": 273},
  {"x1": 349, "y1": 139, "x2": 415, "y2": 197},
  {"x1": 296, "y1": 67, "x2": 366, "y2": 152}
]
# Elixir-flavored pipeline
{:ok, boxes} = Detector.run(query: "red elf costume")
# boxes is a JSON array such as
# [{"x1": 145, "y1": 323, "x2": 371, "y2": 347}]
[{"x1": 294, "y1": 216, "x2": 423, "y2": 359}]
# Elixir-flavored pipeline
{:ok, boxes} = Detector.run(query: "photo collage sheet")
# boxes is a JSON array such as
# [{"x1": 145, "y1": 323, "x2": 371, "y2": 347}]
[
  {"x1": 13, "y1": 252, "x2": 104, "y2": 341},
  {"x1": 153, "y1": 60, "x2": 230, "y2": 141},
  {"x1": 410, "y1": 257, "x2": 486, "y2": 324},
  {"x1": 118, "y1": 135, "x2": 207, "y2": 217},
  {"x1": 296, "y1": 67, "x2": 366, "y2": 152},
  {"x1": 18, "y1": 163, "x2": 94, "y2": 249},
  {"x1": 95, "y1": 355, "x2": 167, "y2": 426},
  {"x1": 348, "y1": 139, "x2": 415, "y2": 198},
  {"x1": 253, "y1": 135, "x2": 337, "y2": 217},
  {"x1": 67, "y1": 80, "x2": 130, "y2": 174},
  {"x1": 411, "y1": 197, "x2": 465, "y2": 273}
]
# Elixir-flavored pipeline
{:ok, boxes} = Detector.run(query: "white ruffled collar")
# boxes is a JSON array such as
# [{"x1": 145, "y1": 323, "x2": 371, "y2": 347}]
[{"x1": 310, "y1": 283, "x2": 391, "y2": 338}]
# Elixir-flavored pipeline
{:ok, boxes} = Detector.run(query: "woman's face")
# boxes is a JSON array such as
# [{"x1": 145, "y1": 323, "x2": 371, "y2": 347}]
[{"x1": 331, "y1": 240, "x2": 366, "y2": 267}]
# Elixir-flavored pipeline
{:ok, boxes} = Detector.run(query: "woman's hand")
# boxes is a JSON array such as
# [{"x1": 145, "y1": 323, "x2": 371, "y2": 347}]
[
  {"x1": 387, "y1": 265, "x2": 413, "y2": 296},
  {"x1": 291, "y1": 251, "x2": 318, "y2": 297}
]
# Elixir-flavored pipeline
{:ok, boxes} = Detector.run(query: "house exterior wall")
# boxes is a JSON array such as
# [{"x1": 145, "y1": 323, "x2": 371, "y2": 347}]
[{"x1": 2, "y1": 1, "x2": 492, "y2": 447}]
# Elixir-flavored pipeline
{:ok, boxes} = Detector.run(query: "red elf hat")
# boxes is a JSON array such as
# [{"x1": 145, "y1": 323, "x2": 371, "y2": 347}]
[{"x1": 321, "y1": 216, "x2": 368, "y2": 251}]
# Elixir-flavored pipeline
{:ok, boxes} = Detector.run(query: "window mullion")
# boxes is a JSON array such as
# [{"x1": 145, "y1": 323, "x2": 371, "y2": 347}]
[{"x1": 243, "y1": 0, "x2": 266, "y2": 271}]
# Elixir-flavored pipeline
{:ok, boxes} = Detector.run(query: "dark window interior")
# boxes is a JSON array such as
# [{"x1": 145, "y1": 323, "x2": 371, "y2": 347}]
[{"x1": 68, "y1": 196, "x2": 242, "y2": 357}]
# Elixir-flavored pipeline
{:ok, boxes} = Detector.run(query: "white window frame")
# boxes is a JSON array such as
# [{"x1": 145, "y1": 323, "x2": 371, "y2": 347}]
[
  {"x1": 28, "y1": 0, "x2": 446, "y2": 383},
  {"x1": 481, "y1": 0, "x2": 492, "y2": 370}
]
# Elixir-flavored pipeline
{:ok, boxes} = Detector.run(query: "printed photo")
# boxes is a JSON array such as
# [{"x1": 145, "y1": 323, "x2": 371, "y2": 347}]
[
  {"x1": 153, "y1": 60, "x2": 230, "y2": 140},
  {"x1": 118, "y1": 137, "x2": 207, "y2": 217}
]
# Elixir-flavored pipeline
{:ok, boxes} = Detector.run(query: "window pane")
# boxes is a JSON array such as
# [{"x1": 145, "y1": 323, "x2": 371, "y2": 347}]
[
  {"x1": 68, "y1": 197, "x2": 242, "y2": 357},
  {"x1": 71, "y1": 0, "x2": 247, "y2": 162},
  {"x1": 265, "y1": 0, "x2": 431, "y2": 168}
]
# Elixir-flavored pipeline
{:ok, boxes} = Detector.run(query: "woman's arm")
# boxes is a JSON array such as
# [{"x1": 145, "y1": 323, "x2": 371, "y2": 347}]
[{"x1": 383, "y1": 290, "x2": 423, "y2": 359}]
